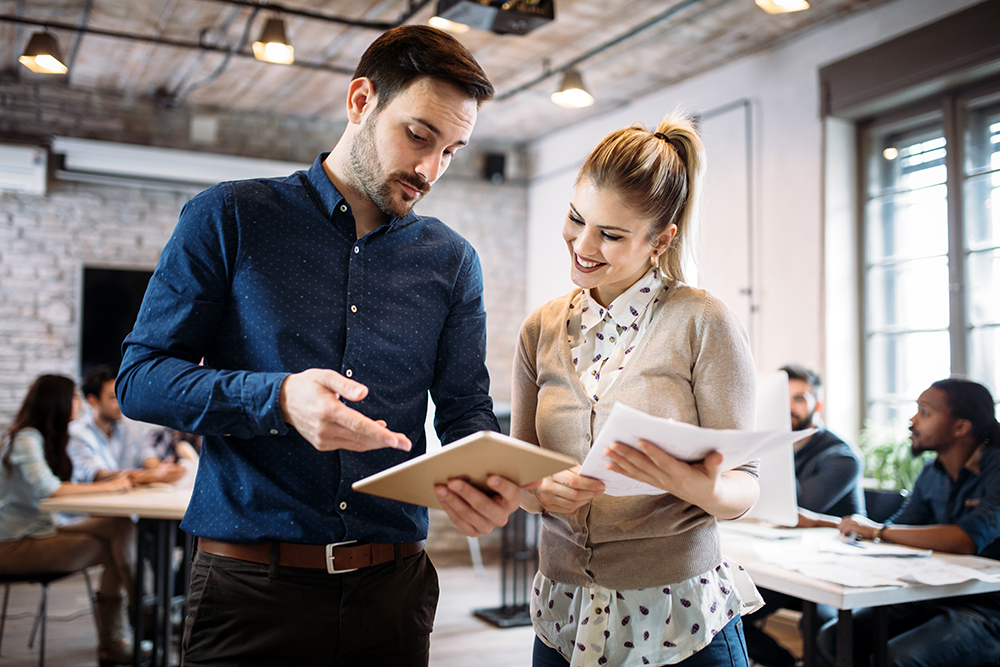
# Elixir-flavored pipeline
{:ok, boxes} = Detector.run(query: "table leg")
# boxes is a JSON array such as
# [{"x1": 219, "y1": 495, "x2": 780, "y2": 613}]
[
  {"x1": 800, "y1": 601, "x2": 818, "y2": 667},
  {"x1": 154, "y1": 520, "x2": 169, "y2": 667},
  {"x1": 133, "y1": 520, "x2": 144, "y2": 667},
  {"x1": 835, "y1": 608, "x2": 852, "y2": 667},
  {"x1": 873, "y1": 606, "x2": 889, "y2": 667}
]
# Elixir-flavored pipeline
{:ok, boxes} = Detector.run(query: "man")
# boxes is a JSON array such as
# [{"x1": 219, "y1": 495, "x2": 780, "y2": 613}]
[
  {"x1": 782, "y1": 364, "x2": 865, "y2": 526},
  {"x1": 68, "y1": 364, "x2": 185, "y2": 485},
  {"x1": 117, "y1": 26, "x2": 525, "y2": 666},
  {"x1": 745, "y1": 365, "x2": 865, "y2": 667},
  {"x1": 818, "y1": 378, "x2": 1000, "y2": 667}
]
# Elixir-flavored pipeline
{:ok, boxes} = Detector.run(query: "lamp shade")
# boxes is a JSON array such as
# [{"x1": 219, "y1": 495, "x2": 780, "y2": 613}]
[
  {"x1": 551, "y1": 69, "x2": 594, "y2": 109},
  {"x1": 755, "y1": 0, "x2": 809, "y2": 14},
  {"x1": 252, "y1": 18, "x2": 294, "y2": 64},
  {"x1": 19, "y1": 32, "x2": 68, "y2": 74}
]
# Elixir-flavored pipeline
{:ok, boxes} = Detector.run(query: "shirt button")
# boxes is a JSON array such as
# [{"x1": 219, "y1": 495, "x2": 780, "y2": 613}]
[
  {"x1": 350, "y1": 305, "x2": 357, "y2": 313},
  {"x1": 353, "y1": 246, "x2": 359, "y2": 254},
  {"x1": 345, "y1": 369, "x2": 353, "y2": 378},
  {"x1": 339, "y1": 204, "x2": 348, "y2": 213},
  {"x1": 585, "y1": 434, "x2": 591, "y2": 442},
  {"x1": 269, "y1": 429, "x2": 278, "y2": 435},
  {"x1": 339, "y1": 501, "x2": 347, "y2": 511}
]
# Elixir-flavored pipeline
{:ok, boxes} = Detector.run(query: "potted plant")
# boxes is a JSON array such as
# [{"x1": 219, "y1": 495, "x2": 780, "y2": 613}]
[{"x1": 857, "y1": 422, "x2": 933, "y2": 522}]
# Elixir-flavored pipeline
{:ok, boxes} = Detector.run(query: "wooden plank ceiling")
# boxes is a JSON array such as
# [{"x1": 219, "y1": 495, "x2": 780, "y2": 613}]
[{"x1": 2, "y1": 0, "x2": 889, "y2": 141}]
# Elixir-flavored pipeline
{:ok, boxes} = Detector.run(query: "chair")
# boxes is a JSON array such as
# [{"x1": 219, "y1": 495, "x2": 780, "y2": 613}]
[
  {"x1": 864, "y1": 488, "x2": 907, "y2": 523},
  {"x1": 0, "y1": 569, "x2": 96, "y2": 667}
]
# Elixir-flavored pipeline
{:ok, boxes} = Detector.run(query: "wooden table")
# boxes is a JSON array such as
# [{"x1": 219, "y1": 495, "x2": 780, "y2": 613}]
[
  {"x1": 41, "y1": 484, "x2": 193, "y2": 667},
  {"x1": 722, "y1": 528, "x2": 1000, "y2": 667}
]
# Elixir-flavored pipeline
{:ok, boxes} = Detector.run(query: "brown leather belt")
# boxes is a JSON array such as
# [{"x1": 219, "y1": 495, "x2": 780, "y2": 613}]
[{"x1": 197, "y1": 537, "x2": 424, "y2": 573}]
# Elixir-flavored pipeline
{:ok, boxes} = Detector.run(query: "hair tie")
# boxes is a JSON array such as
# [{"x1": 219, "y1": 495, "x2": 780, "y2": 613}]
[{"x1": 653, "y1": 132, "x2": 684, "y2": 155}]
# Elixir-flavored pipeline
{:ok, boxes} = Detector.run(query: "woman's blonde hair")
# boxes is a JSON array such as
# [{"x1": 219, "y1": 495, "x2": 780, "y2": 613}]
[{"x1": 577, "y1": 112, "x2": 705, "y2": 282}]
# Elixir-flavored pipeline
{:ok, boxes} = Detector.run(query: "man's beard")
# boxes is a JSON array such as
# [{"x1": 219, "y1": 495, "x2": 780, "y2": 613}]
[
  {"x1": 348, "y1": 111, "x2": 430, "y2": 219},
  {"x1": 791, "y1": 410, "x2": 815, "y2": 431}
]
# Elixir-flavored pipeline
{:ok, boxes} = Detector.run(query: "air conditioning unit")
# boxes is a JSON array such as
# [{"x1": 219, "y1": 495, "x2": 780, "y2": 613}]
[
  {"x1": 51, "y1": 137, "x2": 309, "y2": 188},
  {"x1": 0, "y1": 145, "x2": 47, "y2": 195}
]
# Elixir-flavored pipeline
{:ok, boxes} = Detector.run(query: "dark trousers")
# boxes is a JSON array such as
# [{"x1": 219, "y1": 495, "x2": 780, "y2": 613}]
[
  {"x1": 182, "y1": 548, "x2": 439, "y2": 667},
  {"x1": 532, "y1": 615, "x2": 749, "y2": 667}
]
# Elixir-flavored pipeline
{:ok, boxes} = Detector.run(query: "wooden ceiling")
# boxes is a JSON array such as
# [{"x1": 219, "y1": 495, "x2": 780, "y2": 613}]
[{"x1": 3, "y1": 0, "x2": 890, "y2": 142}]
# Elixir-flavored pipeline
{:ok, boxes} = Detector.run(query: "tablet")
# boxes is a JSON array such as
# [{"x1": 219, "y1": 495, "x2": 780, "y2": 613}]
[{"x1": 351, "y1": 431, "x2": 577, "y2": 510}]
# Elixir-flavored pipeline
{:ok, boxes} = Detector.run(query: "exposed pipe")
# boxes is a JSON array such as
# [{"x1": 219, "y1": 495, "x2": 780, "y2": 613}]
[
  {"x1": 201, "y1": 0, "x2": 432, "y2": 31},
  {"x1": 171, "y1": 6, "x2": 259, "y2": 104},
  {"x1": 493, "y1": 0, "x2": 712, "y2": 103},
  {"x1": 0, "y1": 15, "x2": 356, "y2": 75}
]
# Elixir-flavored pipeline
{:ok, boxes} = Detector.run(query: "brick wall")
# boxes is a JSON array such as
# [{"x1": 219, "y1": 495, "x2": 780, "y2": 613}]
[{"x1": 0, "y1": 81, "x2": 527, "y2": 426}]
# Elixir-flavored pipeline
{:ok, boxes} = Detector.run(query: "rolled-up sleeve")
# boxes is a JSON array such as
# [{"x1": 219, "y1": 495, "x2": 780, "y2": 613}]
[
  {"x1": 957, "y1": 475, "x2": 1000, "y2": 555},
  {"x1": 12, "y1": 431, "x2": 62, "y2": 500}
]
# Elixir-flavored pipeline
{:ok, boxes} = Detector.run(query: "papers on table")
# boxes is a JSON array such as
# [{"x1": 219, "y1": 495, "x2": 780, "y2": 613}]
[
  {"x1": 747, "y1": 530, "x2": 1000, "y2": 588},
  {"x1": 578, "y1": 403, "x2": 814, "y2": 496}
]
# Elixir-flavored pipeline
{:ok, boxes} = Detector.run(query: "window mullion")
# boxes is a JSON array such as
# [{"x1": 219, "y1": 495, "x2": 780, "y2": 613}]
[{"x1": 943, "y1": 94, "x2": 967, "y2": 376}]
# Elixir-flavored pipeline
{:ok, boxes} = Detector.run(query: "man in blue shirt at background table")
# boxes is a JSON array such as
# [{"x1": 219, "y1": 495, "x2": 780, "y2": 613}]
[
  {"x1": 117, "y1": 25, "x2": 525, "y2": 667},
  {"x1": 818, "y1": 378, "x2": 1000, "y2": 667}
]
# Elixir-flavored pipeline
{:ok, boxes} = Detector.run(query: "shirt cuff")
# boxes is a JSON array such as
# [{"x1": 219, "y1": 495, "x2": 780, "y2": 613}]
[{"x1": 241, "y1": 372, "x2": 292, "y2": 437}]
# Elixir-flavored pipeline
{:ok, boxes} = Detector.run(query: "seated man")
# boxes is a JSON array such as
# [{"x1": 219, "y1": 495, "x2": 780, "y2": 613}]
[
  {"x1": 818, "y1": 378, "x2": 1000, "y2": 667},
  {"x1": 745, "y1": 364, "x2": 865, "y2": 667},
  {"x1": 68, "y1": 365, "x2": 185, "y2": 485}
]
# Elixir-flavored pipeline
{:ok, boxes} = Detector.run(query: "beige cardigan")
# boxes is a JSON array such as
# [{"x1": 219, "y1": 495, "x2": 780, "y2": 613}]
[{"x1": 511, "y1": 281, "x2": 757, "y2": 590}]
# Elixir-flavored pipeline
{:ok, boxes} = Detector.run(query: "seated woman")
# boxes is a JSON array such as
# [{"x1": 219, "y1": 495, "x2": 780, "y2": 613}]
[
  {"x1": 514, "y1": 113, "x2": 763, "y2": 667},
  {"x1": 0, "y1": 374, "x2": 136, "y2": 665}
]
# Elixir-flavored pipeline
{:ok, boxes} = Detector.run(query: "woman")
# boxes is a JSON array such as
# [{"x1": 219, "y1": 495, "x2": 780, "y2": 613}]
[
  {"x1": 0, "y1": 374, "x2": 136, "y2": 665},
  {"x1": 513, "y1": 115, "x2": 762, "y2": 667}
]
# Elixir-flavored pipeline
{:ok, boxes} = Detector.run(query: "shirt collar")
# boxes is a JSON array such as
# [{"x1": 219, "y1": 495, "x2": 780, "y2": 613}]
[
  {"x1": 580, "y1": 267, "x2": 662, "y2": 333},
  {"x1": 304, "y1": 153, "x2": 419, "y2": 233}
]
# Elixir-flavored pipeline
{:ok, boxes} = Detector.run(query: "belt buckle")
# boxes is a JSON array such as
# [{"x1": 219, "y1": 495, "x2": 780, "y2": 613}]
[{"x1": 325, "y1": 540, "x2": 359, "y2": 574}]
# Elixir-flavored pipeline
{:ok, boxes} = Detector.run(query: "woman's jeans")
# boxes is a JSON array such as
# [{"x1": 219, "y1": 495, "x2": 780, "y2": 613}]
[{"x1": 533, "y1": 614, "x2": 749, "y2": 667}]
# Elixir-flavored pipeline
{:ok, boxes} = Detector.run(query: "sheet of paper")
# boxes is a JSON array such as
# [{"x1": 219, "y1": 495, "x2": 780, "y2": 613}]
[
  {"x1": 750, "y1": 532, "x2": 1000, "y2": 587},
  {"x1": 819, "y1": 538, "x2": 932, "y2": 558},
  {"x1": 579, "y1": 402, "x2": 814, "y2": 496}
]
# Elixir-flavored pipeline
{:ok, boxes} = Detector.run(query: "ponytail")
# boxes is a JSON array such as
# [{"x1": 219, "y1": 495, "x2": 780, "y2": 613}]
[{"x1": 578, "y1": 112, "x2": 705, "y2": 283}]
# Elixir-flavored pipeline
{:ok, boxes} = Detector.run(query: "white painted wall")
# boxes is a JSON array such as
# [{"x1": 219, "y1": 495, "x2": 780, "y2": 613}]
[{"x1": 524, "y1": 0, "x2": 982, "y2": 440}]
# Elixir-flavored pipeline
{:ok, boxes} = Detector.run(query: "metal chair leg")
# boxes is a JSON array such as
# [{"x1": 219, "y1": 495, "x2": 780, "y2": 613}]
[
  {"x1": 0, "y1": 582, "x2": 10, "y2": 655},
  {"x1": 28, "y1": 584, "x2": 45, "y2": 648},
  {"x1": 38, "y1": 584, "x2": 47, "y2": 667}
]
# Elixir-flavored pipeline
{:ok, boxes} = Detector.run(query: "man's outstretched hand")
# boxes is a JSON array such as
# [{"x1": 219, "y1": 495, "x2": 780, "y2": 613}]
[{"x1": 280, "y1": 369, "x2": 411, "y2": 453}]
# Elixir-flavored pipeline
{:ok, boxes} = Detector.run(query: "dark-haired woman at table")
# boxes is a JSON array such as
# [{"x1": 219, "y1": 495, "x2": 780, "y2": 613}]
[{"x1": 0, "y1": 374, "x2": 136, "y2": 665}]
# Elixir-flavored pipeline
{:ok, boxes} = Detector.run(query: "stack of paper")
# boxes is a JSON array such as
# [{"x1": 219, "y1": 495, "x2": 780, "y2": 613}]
[{"x1": 579, "y1": 403, "x2": 814, "y2": 496}]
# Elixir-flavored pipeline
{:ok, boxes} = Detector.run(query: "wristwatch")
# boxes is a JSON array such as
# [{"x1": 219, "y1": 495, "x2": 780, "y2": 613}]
[{"x1": 873, "y1": 525, "x2": 884, "y2": 542}]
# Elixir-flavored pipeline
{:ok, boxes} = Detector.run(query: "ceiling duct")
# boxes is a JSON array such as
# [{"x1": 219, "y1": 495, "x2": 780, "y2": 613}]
[{"x1": 434, "y1": 0, "x2": 554, "y2": 35}]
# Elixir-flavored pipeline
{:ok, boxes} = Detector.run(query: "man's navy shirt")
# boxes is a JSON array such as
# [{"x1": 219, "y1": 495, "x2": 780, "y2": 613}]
[
  {"x1": 889, "y1": 444, "x2": 1000, "y2": 560},
  {"x1": 118, "y1": 154, "x2": 499, "y2": 544}
]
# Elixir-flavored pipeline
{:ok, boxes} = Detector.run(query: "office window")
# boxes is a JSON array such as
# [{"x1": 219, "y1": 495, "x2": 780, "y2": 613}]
[{"x1": 863, "y1": 86, "x2": 1000, "y2": 429}]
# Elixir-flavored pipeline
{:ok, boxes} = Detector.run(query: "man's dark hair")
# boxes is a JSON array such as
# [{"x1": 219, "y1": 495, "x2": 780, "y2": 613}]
[
  {"x1": 931, "y1": 378, "x2": 1000, "y2": 447},
  {"x1": 780, "y1": 364, "x2": 822, "y2": 390},
  {"x1": 81, "y1": 364, "x2": 117, "y2": 400},
  {"x1": 353, "y1": 25, "x2": 494, "y2": 111}
]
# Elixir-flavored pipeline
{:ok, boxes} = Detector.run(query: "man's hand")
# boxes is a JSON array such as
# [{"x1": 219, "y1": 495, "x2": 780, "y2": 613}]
[
  {"x1": 129, "y1": 462, "x2": 187, "y2": 485},
  {"x1": 533, "y1": 465, "x2": 605, "y2": 514},
  {"x1": 435, "y1": 475, "x2": 531, "y2": 538},
  {"x1": 838, "y1": 514, "x2": 882, "y2": 540},
  {"x1": 280, "y1": 369, "x2": 411, "y2": 452}
]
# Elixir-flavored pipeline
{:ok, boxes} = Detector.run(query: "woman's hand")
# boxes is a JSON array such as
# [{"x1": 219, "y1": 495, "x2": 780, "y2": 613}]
[
  {"x1": 604, "y1": 440, "x2": 758, "y2": 519},
  {"x1": 532, "y1": 465, "x2": 606, "y2": 514}
]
